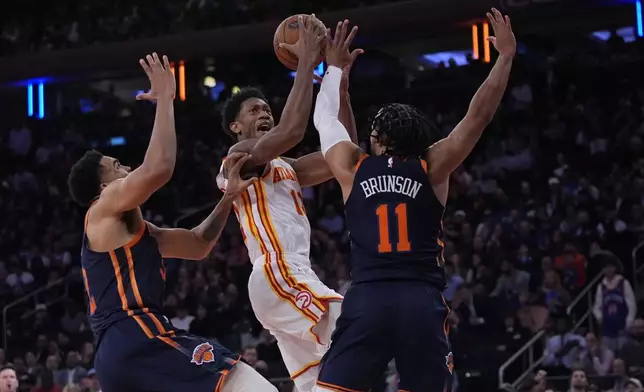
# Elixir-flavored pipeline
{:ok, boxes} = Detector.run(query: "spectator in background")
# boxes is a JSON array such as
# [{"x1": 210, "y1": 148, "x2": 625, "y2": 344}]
[
  {"x1": 491, "y1": 259, "x2": 530, "y2": 310},
  {"x1": 55, "y1": 351, "x2": 86, "y2": 387},
  {"x1": 79, "y1": 369, "x2": 101, "y2": 392},
  {"x1": 0, "y1": 365, "x2": 18, "y2": 392},
  {"x1": 621, "y1": 318, "x2": 644, "y2": 379},
  {"x1": 443, "y1": 262, "x2": 464, "y2": 302},
  {"x1": 554, "y1": 243, "x2": 587, "y2": 292},
  {"x1": 61, "y1": 385, "x2": 80, "y2": 392},
  {"x1": 543, "y1": 317, "x2": 585, "y2": 374},
  {"x1": 170, "y1": 302, "x2": 194, "y2": 331},
  {"x1": 610, "y1": 358, "x2": 631, "y2": 392},
  {"x1": 32, "y1": 370, "x2": 61, "y2": 392},
  {"x1": 625, "y1": 378, "x2": 643, "y2": 392},
  {"x1": 575, "y1": 332, "x2": 614, "y2": 376},
  {"x1": 592, "y1": 257, "x2": 637, "y2": 352},
  {"x1": 568, "y1": 369, "x2": 590, "y2": 392}
]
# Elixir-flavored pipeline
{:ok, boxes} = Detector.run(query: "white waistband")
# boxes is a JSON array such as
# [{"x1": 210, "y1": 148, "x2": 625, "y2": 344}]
[{"x1": 252, "y1": 252, "x2": 311, "y2": 270}]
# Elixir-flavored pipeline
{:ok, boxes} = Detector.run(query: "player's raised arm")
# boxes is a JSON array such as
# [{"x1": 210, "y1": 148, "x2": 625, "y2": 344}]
[
  {"x1": 313, "y1": 21, "x2": 364, "y2": 201},
  {"x1": 96, "y1": 53, "x2": 177, "y2": 214},
  {"x1": 277, "y1": 21, "x2": 363, "y2": 188},
  {"x1": 425, "y1": 8, "x2": 515, "y2": 186},
  {"x1": 149, "y1": 153, "x2": 256, "y2": 260},
  {"x1": 236, "y1": 15, "x2": 326, "y2": 167}
]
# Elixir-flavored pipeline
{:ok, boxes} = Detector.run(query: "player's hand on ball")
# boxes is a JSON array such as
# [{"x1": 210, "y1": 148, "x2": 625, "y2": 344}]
[
  {"x1": 325, "y1": 20, "x2": 361, "y2": 71},
  {"x1": 278, "y1": 14, "x2": 327, "y2": 69},
  {"x1": 486, "y1": 8, "x2": 516, "y2": 57},
  {"x1": 136, "y1": 53, "x2": 176, "y2": 101},
  {"x1": 224, "y1": 153, "x2": 256, "y2": 197}
]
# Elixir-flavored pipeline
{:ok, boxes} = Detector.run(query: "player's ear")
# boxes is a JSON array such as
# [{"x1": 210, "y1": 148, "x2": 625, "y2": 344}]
[{"x1": 229, "y1": 122, "x2": 242, "y2": 135}]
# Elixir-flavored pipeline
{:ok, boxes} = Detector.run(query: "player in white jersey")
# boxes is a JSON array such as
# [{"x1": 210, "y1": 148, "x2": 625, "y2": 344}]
[{"x1": 215, "y1": 17, "x2": 361, "y2": 392}]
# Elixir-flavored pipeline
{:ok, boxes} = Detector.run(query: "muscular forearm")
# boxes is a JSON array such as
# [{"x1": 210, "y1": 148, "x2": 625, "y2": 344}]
[
  {"x1": 142, "y1": 97, "x2": 176, "y2": 174},
  {"x1": 339, "y1": 91, "x2": 358, "y2": 143},
  {"x1": 466, "y1": 55, "x2": 513, "y2": 124},
  {"x1": 191, "y1": 194, "x2": 236, "y2": 247},
  {"x1": 279, "y1": 60, "x2": 317, "y2": 138}
]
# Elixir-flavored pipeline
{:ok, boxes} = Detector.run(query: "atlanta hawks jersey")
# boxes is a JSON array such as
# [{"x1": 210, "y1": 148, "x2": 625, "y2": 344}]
[{"x1": 216, "y1": 157, "x2": 311, "y2": 264}]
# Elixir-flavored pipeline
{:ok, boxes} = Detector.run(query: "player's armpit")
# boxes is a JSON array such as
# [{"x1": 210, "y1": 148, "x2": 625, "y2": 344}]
[
  {"x1": 324, "y1": 141, "x2": 364, "y2": 201},
  {"x1": 282, "y1": 153, "x2": 334, "y2": 187}
]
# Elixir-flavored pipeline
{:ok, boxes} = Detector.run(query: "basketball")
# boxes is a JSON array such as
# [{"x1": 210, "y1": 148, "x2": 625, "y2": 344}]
[{"x1": 273, "y1": 14, "x2": 326, "y2": 71}]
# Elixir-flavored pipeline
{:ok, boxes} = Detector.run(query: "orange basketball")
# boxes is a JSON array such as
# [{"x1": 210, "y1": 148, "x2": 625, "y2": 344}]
[{"x1": 273, "y1": 14, "x2": 326, "y2": 71}]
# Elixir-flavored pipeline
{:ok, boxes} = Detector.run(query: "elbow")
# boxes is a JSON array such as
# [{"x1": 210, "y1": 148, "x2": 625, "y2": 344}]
[
  {"x1": 152, "y1": 165, "x2": 174, "y2": 185},
  {"x1": 468, "y1": 110, "x2": 495, "y2": 128}
]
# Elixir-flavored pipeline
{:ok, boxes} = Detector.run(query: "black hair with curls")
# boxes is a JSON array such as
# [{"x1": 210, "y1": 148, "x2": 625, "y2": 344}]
[
  {"x1": 369, "y1": 103, "x2": 442, "y2": 158},
  {"x1": 220, "y1": 87, "x2": 268, "y2": 139}
]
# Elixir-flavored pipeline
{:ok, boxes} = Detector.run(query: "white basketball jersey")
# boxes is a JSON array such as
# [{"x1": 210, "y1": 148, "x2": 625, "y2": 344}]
[{"x1": 216, "y1": 158, "x2": 311, "y2": 264}]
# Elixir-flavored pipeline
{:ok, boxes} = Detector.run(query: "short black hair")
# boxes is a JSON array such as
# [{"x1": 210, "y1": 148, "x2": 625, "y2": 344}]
[
  {"x1": 68, "y1": 150, "x2": 104, "y2": 206},
  {"x1": 369, "y1": 103, "x2": 441, "y2": 158},
  {"x1": 220, "y1": 87, "x2": 268, "y2": 139}
]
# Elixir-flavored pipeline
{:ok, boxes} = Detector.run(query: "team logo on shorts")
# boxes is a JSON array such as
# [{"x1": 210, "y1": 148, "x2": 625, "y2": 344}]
[
  {"x1": 295, "y1": 291, "x2": 313, "y2": 309},
  {"x1": 445, "y1": 352, "x2": 454, "y2": 374},
  {"x1": 191, "y1": 342, "x2": 215, "y2": 366}
]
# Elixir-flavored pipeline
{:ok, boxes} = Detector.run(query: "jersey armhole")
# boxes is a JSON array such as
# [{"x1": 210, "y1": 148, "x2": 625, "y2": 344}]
[
  {"x1": 354, "y1": 153, "x2": 369, "y2": 172},
  {"x1": 420, "y1": 159, "x2": 428, "y2": 174}
]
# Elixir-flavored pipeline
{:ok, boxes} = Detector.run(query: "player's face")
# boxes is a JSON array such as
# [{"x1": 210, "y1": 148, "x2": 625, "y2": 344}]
[
  {"x1": 0, "y1": 369, "x2": 18, "y2": 392},
  {"x1": 233, "y1": 98, "x2": 274, "y2": 140},
  {"x1": 99, "y1": 156, "x2": 131, "y2": 188},
  {"x1": 369, "y1": 130, "x2": 386, "y2": 156}
]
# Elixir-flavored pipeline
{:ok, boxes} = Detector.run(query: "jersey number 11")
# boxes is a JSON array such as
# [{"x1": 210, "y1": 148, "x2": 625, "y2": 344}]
[{"x1": 376, "y1": 203, "x2": 411, "y2": 253}]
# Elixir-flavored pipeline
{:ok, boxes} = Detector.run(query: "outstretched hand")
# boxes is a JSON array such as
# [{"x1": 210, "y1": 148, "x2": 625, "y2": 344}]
[
  {"x1": 224, "y1": 153, "x2": 256, "y2": 197},
  {"x1": 486, "y1": 8, "x2": 516, "y2": 57},
  {"x1": 325, "y1": 19, "x2": 360, "y2": 70},
  {"x1": 136, "y1": 53, "x2": 176, "y2": 101}
]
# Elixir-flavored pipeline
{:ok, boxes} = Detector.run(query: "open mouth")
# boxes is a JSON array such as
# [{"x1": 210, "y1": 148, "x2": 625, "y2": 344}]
[{"x1": 257, "y1": 123, "x2": 271, "y2": 133}]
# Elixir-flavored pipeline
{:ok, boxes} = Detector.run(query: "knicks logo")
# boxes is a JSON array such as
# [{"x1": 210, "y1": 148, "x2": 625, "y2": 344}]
[
  {"x1": 445, "y1": 352, "x2": 454, "y2": 374},
  {"x1": 295, "y1": 291, "x2": 312, "y2": 309},
  {"x1": 191, "y1": 342, "x2": 215, "y2": 366}
]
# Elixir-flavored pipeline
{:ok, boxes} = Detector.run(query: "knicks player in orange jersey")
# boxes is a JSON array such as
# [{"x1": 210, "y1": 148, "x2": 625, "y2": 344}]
[
  {"x1": 216, "y1": 17, "x2": 361, "y2": 392},
  {"x1": 68, "y1": 53, "x2": 277, "y2": 391}
]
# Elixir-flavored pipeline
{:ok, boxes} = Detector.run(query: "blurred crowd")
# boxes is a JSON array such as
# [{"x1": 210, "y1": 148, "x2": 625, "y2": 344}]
[
  {"x1": 1, "y1": 16, "x2": 644, "y2": 392},
  {"x1": 0, "y1": 0, "x2": 404, "y2": 56}
]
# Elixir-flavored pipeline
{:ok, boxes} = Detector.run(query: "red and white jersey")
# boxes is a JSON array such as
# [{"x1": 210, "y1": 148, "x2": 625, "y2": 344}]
[{"x1": 216, "y1": 158, "x2": 311, "y2": 264}]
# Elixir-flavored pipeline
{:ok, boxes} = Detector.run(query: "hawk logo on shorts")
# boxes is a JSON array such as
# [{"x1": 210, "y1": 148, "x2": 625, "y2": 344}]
[
  {"x1": 191, "y1": 342, "x2": 215, "y2": 366},
  {"x1": 295, "y1": 291, "x2": 313, "y2": 309},
  {"x1": 445, "y1": 352, "x2": 454, "y2": 374}
]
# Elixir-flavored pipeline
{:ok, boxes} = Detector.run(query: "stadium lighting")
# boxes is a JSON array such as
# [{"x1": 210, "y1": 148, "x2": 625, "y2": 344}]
[
  {"x1": 179, "y1": 61, "x2": 186, "y2": 101},
  {"x1": 483, "y1": 22, "x2": 491, "y2": 63},
  {"x1": 38, "y1": 83, "x2": 44, "y2": 119},
  {"x1": 472, "y1": 25, "x2": 480, "y2": 60},
  {"x1": 27, "y1": 84, "x2": 34, "y2": 117},
  {"x1": 637, "y1": 0, "x2": 643, "y2": 37}
]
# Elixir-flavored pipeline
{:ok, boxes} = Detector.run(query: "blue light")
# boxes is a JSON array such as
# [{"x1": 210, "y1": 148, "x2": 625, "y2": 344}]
[
  {"x1": 37, "y1": 83, "x2": 44, "y2": 119},
  {"x1": 27, "y1": 84, "x2": 33, "y2": 117},
  {"x1": 422, "y1": 50, "x2": 473, "y2": 67},
  {"x1": 289, "y1": 62, "x2": 326, "y2": 84},
  {"x1": 637, "y1": 0, "x2": 643, "y2": 37},
  {"x1": 109, "y1": 136, "x2": 126, "y2": 146}
]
